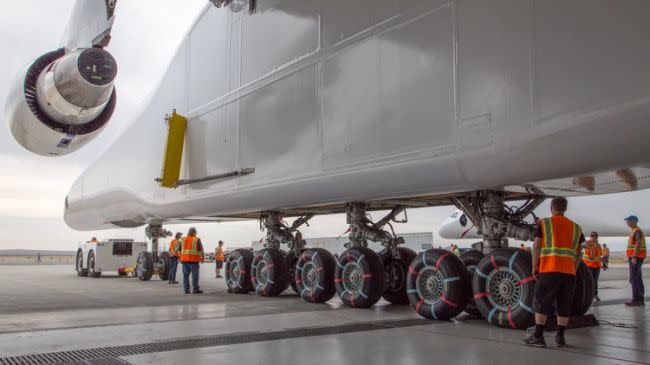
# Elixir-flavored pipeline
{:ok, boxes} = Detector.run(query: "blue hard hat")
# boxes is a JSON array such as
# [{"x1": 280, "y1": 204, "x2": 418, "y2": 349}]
[{"x1": 624, "y1": 215, "x2": 639, "y2": 222}]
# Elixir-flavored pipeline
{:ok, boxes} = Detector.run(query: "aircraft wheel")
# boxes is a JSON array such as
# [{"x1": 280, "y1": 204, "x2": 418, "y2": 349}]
[
  {"x1": 88, "y1": 250, "x2": 102, "y2": 278},
  {"x1": 571, "y1": 261, "x2": 594, "y2": 316},
  {"x1": 136, "y1": 251, "x2": 154, "y2": 281},
  {"x1": 251, "y1": 248, "x2": 288, "y2": 296},
  {"x1": 473, "y1": 249, "x2": 535, "y2": 329},
  {"x1": 158, "y1": 252, "x2": 171, "y2": 281},
  {"x1": 76, "y1": 249, "x2": 88, "y2": 277},
  {"x1": 295, "y1": 248, "x2": 336, "y2": 303},
  {"x1": 460, "y1": 250, "x2": 484, "y2": 316},
  {"x1": 335, "y1": 247, "x2": 385, "y2": 308},
  {"x1": 407, "y1": 249, "x2": 469, "y2": 320},
  {"x1": 381, "y1": 247, "x2": 417, "y2": 305},
  {"x1": 225, "y1": 249, "x2": 254, "y2": 293}
]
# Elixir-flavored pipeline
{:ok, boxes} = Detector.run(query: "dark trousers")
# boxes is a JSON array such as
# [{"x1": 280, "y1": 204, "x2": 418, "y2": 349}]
[
  {"x1": 182, "y1": 262, "x2": 200, "y2": 293},
  {"x1": 628, "y1": 258, "x2": 645, "y2": 301},
  {"x1": 588, "y1": 267, "x2": 600, "y2": 296},
  {"x1": 168, "y1": 257, "x2": 178, "y2": 282}
]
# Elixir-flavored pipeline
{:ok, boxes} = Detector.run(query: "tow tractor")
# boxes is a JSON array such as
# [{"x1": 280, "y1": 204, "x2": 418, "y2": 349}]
[{"x1": 75, "y1": 239, "x2": 148, "y2": 278}]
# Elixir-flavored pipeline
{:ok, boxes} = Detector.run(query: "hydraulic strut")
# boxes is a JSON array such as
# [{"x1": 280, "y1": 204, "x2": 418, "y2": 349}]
[{"x1": 345, "y1": 203, "x2": 406, "y2": 258}]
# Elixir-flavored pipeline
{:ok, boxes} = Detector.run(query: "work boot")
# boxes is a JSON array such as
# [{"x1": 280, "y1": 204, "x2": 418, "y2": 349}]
[
  {"x1": 170, "y1": 280, "x2": 179, "y2": 284},
  {"x1": 554, "y1": 335, "x2": 566, "y2": 348},
  {"x1": 625, "y1": 300, "x2": 642, "y2": 306},
  {"x1": 193, "y1": 290, "x2": 204, "y2": 294},
  {"x1": 594, "y1": 296, "x2": 601, "y2": 302},
  {"x1": 523, "y1": 335, "x2": 546, "y2": 348}
]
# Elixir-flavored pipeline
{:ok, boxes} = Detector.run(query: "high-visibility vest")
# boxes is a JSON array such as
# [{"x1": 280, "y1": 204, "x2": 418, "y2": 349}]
[
  {"x1": 582, "y1": 240, "x2": 602, "y2": 268},
  {"x1": 180, "y1": 236, "x2": 203, "y2": 262},
  {"x1": 216, "y1": 247, "x2": 225, "y2": 261},
  {"x1": 538, "y1": 215, "x2": 582, "y2": 275},
  {"x1": 602, "y1": 247, "x2": 610, "y2": 257},
  {"x1": 626, "y1": 228, "x2": 647, "y2": 259},
  {"x1": 169, "y1": 239, "x2": 181, "y2": 258}
]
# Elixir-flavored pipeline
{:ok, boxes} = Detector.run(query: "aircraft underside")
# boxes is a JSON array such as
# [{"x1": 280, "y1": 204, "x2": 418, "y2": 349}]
[{"x1": 7, "y1": 0, "x2": 650, "y2": 329}]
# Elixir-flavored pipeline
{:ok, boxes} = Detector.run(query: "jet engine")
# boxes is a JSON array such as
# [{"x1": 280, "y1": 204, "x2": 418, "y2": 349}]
[{"x1": 5, "y1": 48, "x2": 117, "y2": 156}]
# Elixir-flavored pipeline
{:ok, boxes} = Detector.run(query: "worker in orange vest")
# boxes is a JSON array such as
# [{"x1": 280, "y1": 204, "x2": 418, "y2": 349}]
[
  {"x1": 215, "y1": 240, "x2": 225, "y2": 278},
  {"x1": 91, "y1": 237, "x2": 98, "y2": 243},
  {"x1": 180, "y1": 227, "x2": 205, "y2": 294},
  {"x1": 601, "y1": 243, "x2": 610, "y2": 271},
  {"x1": 168, "y1": 232, "x2": 182, "y2": 284},
  {"x1": 624, "y1": 215, "x2": 646, "y2": 306},
  {"x1": 582, "y1": 231, "x2": 603, "y2": 302},
  {"x1": 524, "y1": 197, "x2": 584, "y2": 348}
]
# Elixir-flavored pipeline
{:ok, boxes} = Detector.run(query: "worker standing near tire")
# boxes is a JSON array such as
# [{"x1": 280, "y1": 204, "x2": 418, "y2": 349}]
[
  {"x1": 215, "y1": 240, "x2": 225, "y2": 278},
  {"x1": 168, "y1": 232, "x2": 182, "y2": 284},
  {"x1": 624, "y1": 215, "x2": 646, "y2": 306},
  {"x1": 601, "y1": 243, "x2": 610, "y2": 271},
  {"x1": 524, "y1": 197, "x2": 585, "y2": 348},
  {"x1": 180, "y1": 227, "x2": 205, "y2": 294},
  {"x1": 582, "y1": 232, "x2": 602, "y2": 302}
]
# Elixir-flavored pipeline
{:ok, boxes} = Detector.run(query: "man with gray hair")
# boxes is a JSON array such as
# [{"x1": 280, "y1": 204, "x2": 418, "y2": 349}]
[{"x1": 180, "y1": 227, "x2": 205, "y2": 294}]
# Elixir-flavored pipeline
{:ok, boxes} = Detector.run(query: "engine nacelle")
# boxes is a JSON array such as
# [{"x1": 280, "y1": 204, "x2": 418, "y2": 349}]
[{"x1": 5, "y1": 48, "x2": 117, "y2": 156}]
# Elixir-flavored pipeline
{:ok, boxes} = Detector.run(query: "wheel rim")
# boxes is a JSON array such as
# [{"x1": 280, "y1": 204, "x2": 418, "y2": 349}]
[
  {"x1": 136, "y1": 255, "x2": 147, "y2": 276},
  {"x1": 342, "y1": 262, "x2": 363, "y2": 293},
  {"x1": 256, "y1": 260, "x2": 269, "y2": 286},
  {"x1": 228, "y1": 258, "x2": 242, "y2": 286},
  {"x1": 486, "y1": 266, "x2": 522, "y2": 311},
  {"x1": 385, "y1": 261, "x2": 405, "y2": 291},
  {"x1": 301, "y1": 261, "x2": 319, "y2": 290},
  {"x1": 416, "y1": 266, "x2": 444, "y2": 304}
]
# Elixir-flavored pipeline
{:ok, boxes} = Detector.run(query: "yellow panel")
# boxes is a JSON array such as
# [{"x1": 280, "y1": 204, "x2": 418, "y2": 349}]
[{"x1": 159, "y1": 111, "x2": 187, "y2": 188}]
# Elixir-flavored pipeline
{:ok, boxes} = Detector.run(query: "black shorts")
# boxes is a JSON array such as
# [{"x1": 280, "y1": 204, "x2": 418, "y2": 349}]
[
  {"x1": 533, "y1": 273, "x2": 576, "y2": 317},
  {"x1": 216, "y1": 261, "x2": 223, "y2": 269}
]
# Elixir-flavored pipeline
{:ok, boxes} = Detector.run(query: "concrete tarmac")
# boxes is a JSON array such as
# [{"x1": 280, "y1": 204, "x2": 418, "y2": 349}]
[{"x1": 0, "y1": 264, "x2": 648, "y2": 364}]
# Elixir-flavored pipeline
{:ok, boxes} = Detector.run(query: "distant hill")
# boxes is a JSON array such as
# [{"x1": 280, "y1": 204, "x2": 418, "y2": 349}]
[{"x1": 0, "y1": 249, "x2": 74, "y2": 256}]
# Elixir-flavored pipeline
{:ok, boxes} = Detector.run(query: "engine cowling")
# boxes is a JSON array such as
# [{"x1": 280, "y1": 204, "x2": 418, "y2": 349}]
[{"x1": 5, "y1": 48, "x2": 117, "y2": 156}]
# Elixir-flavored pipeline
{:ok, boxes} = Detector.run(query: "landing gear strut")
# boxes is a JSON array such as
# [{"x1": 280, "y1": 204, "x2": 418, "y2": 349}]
[
  {"x1": 248, "y1": 212, "x2": 313, "y2": 296},
  {"x1": 335, "y1": 203, "x2": 409, "y2": 308},
  {"x1": 137, "y1": 224, "x2": 172, "y2": 281}
]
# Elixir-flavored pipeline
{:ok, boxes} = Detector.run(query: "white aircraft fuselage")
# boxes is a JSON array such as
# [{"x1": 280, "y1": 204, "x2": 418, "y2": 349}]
[{"x1": 42, "y1": 0, "x2": 650, "y2": 230}]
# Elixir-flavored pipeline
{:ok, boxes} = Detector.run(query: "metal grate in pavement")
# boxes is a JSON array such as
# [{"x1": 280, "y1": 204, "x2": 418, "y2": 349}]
[{"x1": 0, "y1": 318, "x2": 430, "y2": 365}]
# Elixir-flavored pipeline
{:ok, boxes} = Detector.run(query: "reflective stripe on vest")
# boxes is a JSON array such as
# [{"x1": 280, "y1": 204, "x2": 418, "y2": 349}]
[
  {"x1": 626, "y1": 228, "x2": 647, "y2": 259},
  {"x1": 216, "y1": 247, "x2": 225, "y2": 261},
  {"x1": 180, "y1": 236, "x2": 203, "y2": 262},
  {"x1": 539, "y1": 216, "x2": 582, "y2": 275}
]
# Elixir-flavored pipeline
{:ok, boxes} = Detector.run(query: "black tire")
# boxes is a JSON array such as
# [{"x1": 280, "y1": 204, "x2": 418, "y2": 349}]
[
  {"x1": 295, "y1": 248, "x2": 337, "y2": 303},
  {"x1": 76, "y1": 250, "x2": 88, "y2": 277},
  {"x1": 158, "y1": 252, "x2": 171, "y2": 281},
  {"x1": 251, "y1": 248, "x2": 288, "y2": 296},
  {"x1": 407, "y1": 249, "x2": 469, "y2": 320},
  {"x1": 225, "y1": 249, "x2": 254, "y2": 293},
  {"x1": 381, "y1": 247, "x2": 417, "y2": 305},
  {"x1": 460, "y1": 250, "x2": 484, "y2": 316},
  {"x1": 88, "y1": 251, "x2": 101, "y2": 278},
  {"x1": 473, "y1": 248, "x2": 535, "y2": 329},
  {"x1": 335, "y1": 247, "x2": 385, "y2": 308},
  {"x1": 571, "y1": 261, "x2": 594, "y2": 316},
  {"x1": 136, "y1": 251, "x2": 154, "y2": 281}
]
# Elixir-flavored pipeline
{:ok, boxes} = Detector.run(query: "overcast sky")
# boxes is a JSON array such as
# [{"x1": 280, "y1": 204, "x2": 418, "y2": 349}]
[{"x1": 0, "y1": 1, "x2": 645, "y2": 252}]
